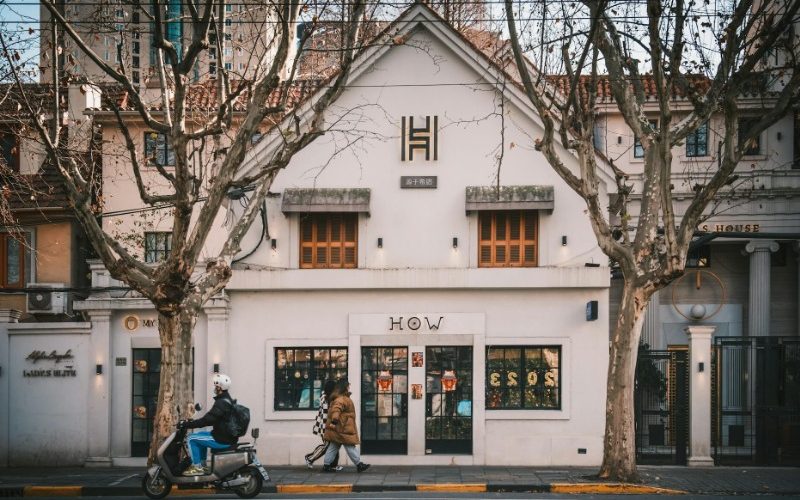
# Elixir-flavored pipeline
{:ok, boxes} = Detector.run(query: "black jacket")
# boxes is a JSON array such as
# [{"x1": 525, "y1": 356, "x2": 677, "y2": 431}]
[{"x1": 186, "y1": 391, "x2": 237, "y2": 445}]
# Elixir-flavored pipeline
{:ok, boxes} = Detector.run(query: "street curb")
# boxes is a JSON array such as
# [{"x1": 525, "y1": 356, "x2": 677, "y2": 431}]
[{"x1": 0, "y1": 482, "x2": 689, "y2": 496}]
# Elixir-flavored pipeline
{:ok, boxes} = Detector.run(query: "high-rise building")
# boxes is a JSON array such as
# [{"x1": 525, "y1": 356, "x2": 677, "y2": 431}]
[{"x1": 39, "y1": 1, "x2": 277, "y2": 84}]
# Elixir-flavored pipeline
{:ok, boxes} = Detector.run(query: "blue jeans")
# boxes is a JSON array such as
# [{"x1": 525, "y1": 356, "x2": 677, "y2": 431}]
[
  {"x1": 187, "y1": 431, "x2": 230, "y2": 465},
  {"x1": 323, "y1": 441, "x2": 360, "y2": 466}
]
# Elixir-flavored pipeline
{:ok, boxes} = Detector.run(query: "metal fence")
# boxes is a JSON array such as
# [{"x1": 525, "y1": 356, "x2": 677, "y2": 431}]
[
  {"x1": 712, "y1": 337, "x2": 800, "y2": 465},
  {"x1": 635, "y1": 349, "x2": 689, "y2": 465}
]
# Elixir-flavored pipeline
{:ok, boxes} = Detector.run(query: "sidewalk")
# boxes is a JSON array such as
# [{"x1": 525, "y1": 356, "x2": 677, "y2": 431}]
[{"x1": 1, "y1": 465, "x2": 799, "y2": 495}]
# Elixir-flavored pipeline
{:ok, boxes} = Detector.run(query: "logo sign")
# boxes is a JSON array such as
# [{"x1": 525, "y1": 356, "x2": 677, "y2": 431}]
[
  {"x1": 389, "y1": 316, "x2": 444, "y2": 332},
  {"x1": 26, "y1": 349, "x2": 74, "y2": 364},
  {"x1": 400, "y1": 176, "x2": 437, "y2": 189},
  {"x1": 124, "y1": 315, "x2": 157, "y2": 331},
  {"x1": 401, "y1": 116, "x2": 438, "y2": 161}
]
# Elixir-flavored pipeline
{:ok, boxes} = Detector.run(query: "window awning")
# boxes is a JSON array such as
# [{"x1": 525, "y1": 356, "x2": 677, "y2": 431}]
[
  {"x1": 465, "y1": 185, "x2": 554, "y2": 212},
  {"x1": 281, "y1": 188, "x2": 371, "y2": 215}
]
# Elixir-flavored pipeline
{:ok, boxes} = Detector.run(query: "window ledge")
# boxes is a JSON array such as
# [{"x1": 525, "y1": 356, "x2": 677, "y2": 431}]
[
  {"x1": 485, "y1": 408, "x2": 570, "y2": 420},
  {"x1": 228, "y1": 266, "x2": 610, "y2": 291}
]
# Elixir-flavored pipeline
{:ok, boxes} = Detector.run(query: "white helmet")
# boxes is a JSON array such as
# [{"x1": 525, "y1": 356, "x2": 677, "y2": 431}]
[{"x1": 212, "y1": 373, "x2": 231, "y2": 391}]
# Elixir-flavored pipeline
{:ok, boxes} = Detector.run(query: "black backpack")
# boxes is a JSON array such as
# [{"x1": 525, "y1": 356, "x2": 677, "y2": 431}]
[{"x1": 223, "y1": 398, "x2": 250, "y2": 438}]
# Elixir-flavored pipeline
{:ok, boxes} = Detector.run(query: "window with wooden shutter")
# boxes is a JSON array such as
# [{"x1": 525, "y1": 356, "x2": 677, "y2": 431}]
[
  {"x1": 478, "y1": 211, "x2": 538, "y2": 267},
  {"x1": 299, "y1": 213, "x2": 358, "y2": 269}
]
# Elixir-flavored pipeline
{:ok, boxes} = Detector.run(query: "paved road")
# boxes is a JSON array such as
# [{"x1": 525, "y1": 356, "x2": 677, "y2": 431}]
[{"x1": 14, "y1": 494, "x2": 793, "y2": 500}]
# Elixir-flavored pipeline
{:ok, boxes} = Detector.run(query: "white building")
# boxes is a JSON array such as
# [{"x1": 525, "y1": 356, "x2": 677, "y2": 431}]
[{"x1": 0, "y1": 4, "x2": 612, "y2": 467}]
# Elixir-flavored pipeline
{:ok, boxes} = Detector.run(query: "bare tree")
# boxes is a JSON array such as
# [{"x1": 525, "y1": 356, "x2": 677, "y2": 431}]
[
  {"x1": 2, "y1": 0, "x2": 368, "y2": 460},
  {"x1": 503, "y1": 0, "x2": 800, "y2": 481}
]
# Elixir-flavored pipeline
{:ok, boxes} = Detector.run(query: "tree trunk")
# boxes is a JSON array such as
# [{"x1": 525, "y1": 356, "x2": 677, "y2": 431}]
[
  {"x1": 598, "y1": 282, "x2": 650, "y2": 482},
  {"x1": 147, "y1": 311, "x2": 196, "y2": 465}
]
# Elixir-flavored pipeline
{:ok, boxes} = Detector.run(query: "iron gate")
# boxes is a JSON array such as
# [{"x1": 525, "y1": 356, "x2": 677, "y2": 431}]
[
  {"x1": 712, "y1": 337, "x2": 800, "y2": 465},
  {"x1": 635, "y1": 349, "x2": 689, "y2": 465}
]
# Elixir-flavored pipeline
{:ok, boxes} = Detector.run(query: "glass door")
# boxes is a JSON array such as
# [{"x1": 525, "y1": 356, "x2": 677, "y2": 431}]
[
  {"x1": 132, "y1": 348, "x2": 161, "y2": 457},
  {"x1": 425, "y1": 346, "x2": 473, "y2": 454},
  {"x1": 360, "y1": 347, "x2": 408, "y2": 454}
]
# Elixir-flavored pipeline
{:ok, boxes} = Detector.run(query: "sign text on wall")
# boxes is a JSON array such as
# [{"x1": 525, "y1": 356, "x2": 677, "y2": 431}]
[
  {"x1": 26, "y1": 349, "x2": 74, "y2": 363},
  {"x1": 24, "y1": 349, "x2": 76, "y2": 377},
  {"x1": 401, "y1": 176, "x2": 437, "y2": 189},
  {"x1": 389, "y1": 315, "x2": 444, "y2": 332},
  {"x1": 699, "y1": 223, "x2": 760, "y2": 233}
]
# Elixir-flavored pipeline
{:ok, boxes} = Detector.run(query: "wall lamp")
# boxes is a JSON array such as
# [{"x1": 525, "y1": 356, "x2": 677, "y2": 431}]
[
  {"x1": 698, "y1": 362, "x2": 705, "y2": 373},
  {"x1": 0, "y1": 365, "x2": 3, "y2": 376},
  {"x1": 777, "y1": 131, "x2": 783, "y2": 141},
  {"x1": 617, "y1": 136, "x2": 622, "y2": 144},
  {"x1": 377, "y1": 237, "x2": 383, "y2": 248},
  {"x1": 452, "y1": 237, "x2": 458, "y2": 249},
  {"x1": 562, "y1": 235, "x2": 568, "y2": 246},
  {"x1": 270, "y1": 238, "x2": 277, "y2": 250},
  {"x1": 213, "y1": 363, "x2": 221, "y2": 373},
  {"x1": 96, "y1": 364, "x2": 103, "y2": 375}
]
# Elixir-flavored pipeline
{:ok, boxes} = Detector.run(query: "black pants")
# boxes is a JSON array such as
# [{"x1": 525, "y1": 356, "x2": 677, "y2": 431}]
[{"x1": 305, "y1": 440, "x2": 339, "y2": 466}]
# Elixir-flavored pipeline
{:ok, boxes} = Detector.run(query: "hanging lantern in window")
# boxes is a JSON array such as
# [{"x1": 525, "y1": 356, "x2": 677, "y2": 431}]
[
  {"x1": 441, "y1": 370, "x2": 457, "y2": 392},
  {"x1": 377, "y1": 370, "x2": 393, "y2": 392}
]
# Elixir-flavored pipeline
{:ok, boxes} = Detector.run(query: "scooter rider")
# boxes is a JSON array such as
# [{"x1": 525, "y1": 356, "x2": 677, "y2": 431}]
[{"x1": 180, "y1": 373, "x2": 238, "y2": 476}]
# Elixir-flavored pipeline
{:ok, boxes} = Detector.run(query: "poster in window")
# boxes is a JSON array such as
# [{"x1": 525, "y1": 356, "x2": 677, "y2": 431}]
[
  {"x1": 412, "y1": 352, "x2": 423, "y2": 367},
  {"x1": 411, "y1": 384, "x2": 423, "y2": 399}
]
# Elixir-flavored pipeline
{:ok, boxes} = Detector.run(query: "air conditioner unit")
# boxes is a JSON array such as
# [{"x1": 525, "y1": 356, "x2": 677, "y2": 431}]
[{"x1": 27, "y1": 283, "x2": 67, "y2": 314}]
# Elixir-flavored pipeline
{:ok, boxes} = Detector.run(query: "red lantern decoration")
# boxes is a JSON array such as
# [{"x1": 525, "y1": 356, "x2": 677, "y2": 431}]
[
  {"x1": 377, "y1": 370, "x2": 393, "y2": 391},
  {"x1": 441, "y1": 370, "x2": 457, "y2": 392}
]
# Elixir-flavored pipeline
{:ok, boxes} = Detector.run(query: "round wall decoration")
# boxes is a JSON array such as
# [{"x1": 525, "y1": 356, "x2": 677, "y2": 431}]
[
  {"x1": 123, "y1": 315, "x2": 139, "y2": 331},
  {"x1": 670, "y1": 269, "x2": 727, "y2": 321}
]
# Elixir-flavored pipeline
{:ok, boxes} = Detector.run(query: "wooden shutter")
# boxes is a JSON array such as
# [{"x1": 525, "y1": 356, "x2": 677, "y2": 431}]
[
  {"x1": 478, "y1": 211, "x2": 538, "y2": 267},
  {"x1": 299, "y1": 213, "x2": 358, "y2": 269}
]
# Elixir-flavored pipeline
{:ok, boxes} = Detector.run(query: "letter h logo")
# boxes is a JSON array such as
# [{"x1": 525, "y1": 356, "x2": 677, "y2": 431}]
[{"x1": 401, "y1": 116, "x2": 438, "y2": 161}]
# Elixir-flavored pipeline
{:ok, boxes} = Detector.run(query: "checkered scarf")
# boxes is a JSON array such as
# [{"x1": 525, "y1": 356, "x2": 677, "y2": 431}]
[{"x1": 312, "y1": 393, "x2": 329, "y2": 436}]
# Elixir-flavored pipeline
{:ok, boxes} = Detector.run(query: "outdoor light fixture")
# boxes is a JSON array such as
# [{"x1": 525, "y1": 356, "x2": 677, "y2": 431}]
[
  {"x1": 96, "y1": 364, "x2": 103, "y2": 375},
  {"x1": 617, "y1": 136, "x2": 622, "y2": 144},
  {"x1": 777, "y1": 131, "x2": 783, "y2": 141},
  {"x1": 452, "y1": 237, "x2": 458, "y2": 248},
  {"x1": 213, "y1": 363, "x2": 220, "y2": 373},
  {"x1": 271, "y1": 238, "x2": 277, "y2": 250},
  {"x1": 698, "y1": 362, "x2": 705, "y2": 373},
  {"x1": 0, "y1": 366, "x2": 3, "y2": 376},
  {"x1": 377, "y1": 237, "x2": 383, "y2": 248},
  {"x1": 562, "y1": 235, "x2": 568, "y2": 246}
]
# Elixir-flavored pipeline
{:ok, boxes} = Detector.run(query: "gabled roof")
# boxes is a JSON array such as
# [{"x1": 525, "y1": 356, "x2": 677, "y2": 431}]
[{"x1": 243, "y1": 2, "x2": 617, "y2": 187}]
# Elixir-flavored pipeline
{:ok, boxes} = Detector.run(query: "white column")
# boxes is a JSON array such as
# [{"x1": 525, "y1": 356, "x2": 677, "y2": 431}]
[
  {"x1": 685, "y1": 324, "x2": 716, "y2": 467},
  {"x1": 86, "y1": 310, "x2": 113, "y2": 466},
  {"x1": 795, "y1": 243, "x2": 800, "y2": 336},
  {"x1": 745, "y1": 241, "x2": 779, "y2": 337},
  {"x1": 641, "y1": 291, "x2": 661, "y2": 349},
  {"x1": 0, "y1": 309, "x2": 22, "y2": 467},
  {"x1": 204, "y1": 295, "x2": 229, "y2": 410}
]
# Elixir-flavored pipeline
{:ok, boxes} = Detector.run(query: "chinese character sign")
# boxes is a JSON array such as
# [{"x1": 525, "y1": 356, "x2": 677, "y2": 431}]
[{"x1": 401, "y1": 116, "x2": 438, "y2": 161}]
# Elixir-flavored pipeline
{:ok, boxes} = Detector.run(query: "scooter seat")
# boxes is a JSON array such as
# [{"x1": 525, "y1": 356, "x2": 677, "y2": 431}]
[{"x1": 211, "y1": 444, "x2": 248, "y2": 454}]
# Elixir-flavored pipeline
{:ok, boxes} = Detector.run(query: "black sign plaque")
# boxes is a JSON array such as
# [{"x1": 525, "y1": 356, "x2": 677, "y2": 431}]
[{"x1": 401, "y1": 176, "x2": 437, "y2": 189}]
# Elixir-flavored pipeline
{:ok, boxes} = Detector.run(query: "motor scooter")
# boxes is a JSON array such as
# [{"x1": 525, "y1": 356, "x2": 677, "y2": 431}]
[{"x1": 142, "y1": 404, "x2": 270, "y2": 499}]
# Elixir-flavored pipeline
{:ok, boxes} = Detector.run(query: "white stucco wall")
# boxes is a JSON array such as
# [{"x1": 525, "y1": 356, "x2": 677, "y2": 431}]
[{"x1": 5, "y1": 324, "x2": 91, "y2": 466}]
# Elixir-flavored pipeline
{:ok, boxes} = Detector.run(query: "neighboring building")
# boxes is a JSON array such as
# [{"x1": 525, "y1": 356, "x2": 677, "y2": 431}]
[{"x1": 0, "y1": 83, "x2": 101, "y2": 465}]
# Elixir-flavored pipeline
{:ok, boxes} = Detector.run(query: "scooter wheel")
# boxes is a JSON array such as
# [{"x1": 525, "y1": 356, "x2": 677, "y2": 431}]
[
  {"x1": 233, "y1": 466, "x2": 263, "y2": 499},
  {"x1": 142, "y1": 469, "x2": 172, "y2": 499}
]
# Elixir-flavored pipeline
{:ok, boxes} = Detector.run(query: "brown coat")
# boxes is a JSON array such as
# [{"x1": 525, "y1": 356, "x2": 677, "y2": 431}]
[{"x1": 323, "y1": 394, "x2": 360, "y2": 445}]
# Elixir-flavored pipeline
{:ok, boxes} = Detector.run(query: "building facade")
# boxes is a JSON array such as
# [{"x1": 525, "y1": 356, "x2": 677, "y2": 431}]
[
  {"x1": 2, "y1": 2, "x2": 797, "y2": 469},
  {"x1": 1, "y1": 5, "x2": 612, "y2": 467}
]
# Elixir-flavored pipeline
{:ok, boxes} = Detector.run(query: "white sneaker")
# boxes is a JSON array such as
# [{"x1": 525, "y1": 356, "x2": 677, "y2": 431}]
[{"x1": 304, "y1": 456, "x2": 313, "y2": 469}]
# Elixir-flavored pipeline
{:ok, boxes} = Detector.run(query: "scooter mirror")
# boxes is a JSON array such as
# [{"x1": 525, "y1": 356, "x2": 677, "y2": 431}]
[
  {"x1": 194, "y1": 403, "x2": 203, "y2": 412},
  {"x1": 251, "y1": 428, "x2": 259, "y2": 439}
]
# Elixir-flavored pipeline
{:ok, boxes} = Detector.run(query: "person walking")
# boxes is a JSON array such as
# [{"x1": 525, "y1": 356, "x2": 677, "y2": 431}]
[
  {"x1": 304, "y1": 380, "x2": 341, "y2": 470},
  {"x1": 322, "y1": 378, "x2": 370, "y2": 473}
]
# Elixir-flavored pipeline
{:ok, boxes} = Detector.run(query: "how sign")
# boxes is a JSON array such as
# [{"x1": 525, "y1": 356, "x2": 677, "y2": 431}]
[{"x1": 389, "y1": 316, "x2": 444, "y2": 332}]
